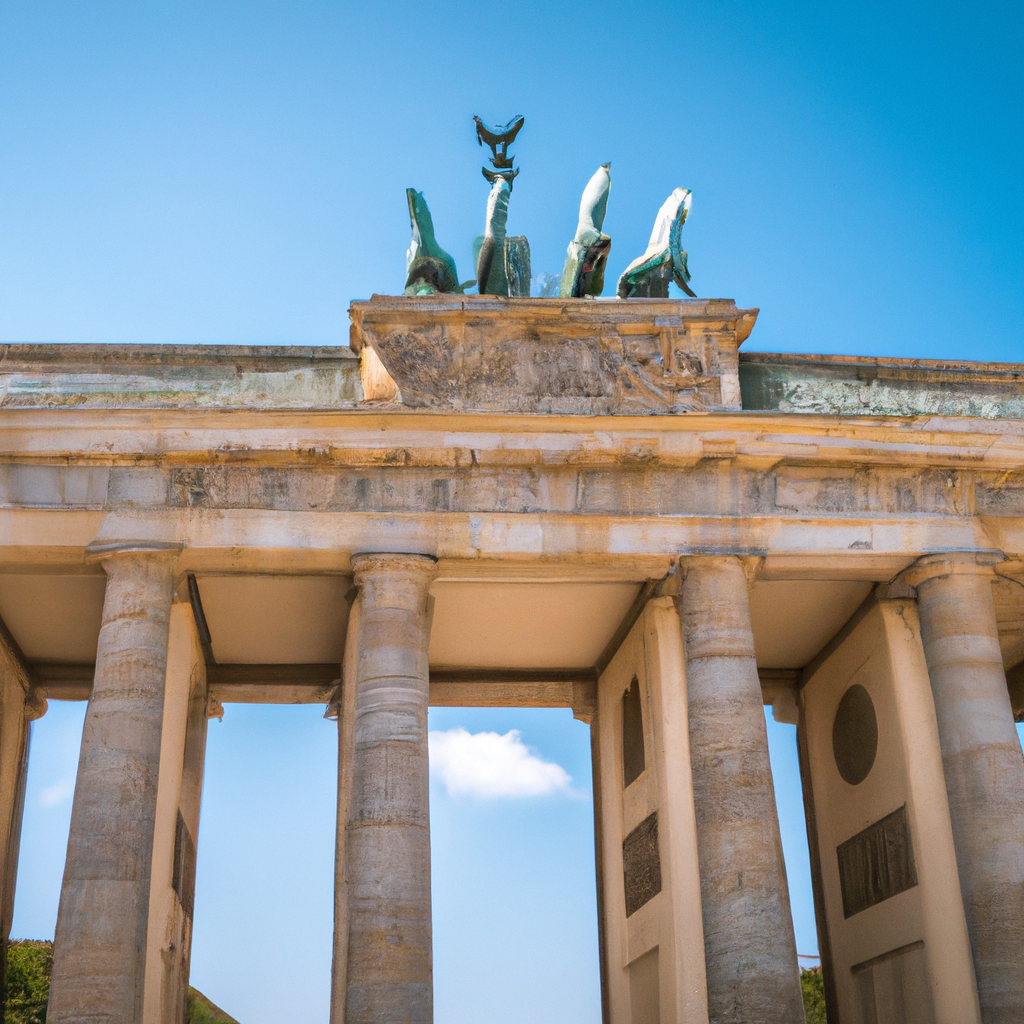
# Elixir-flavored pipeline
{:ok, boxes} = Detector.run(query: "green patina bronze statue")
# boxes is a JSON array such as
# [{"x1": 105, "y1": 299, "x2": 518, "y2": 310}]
[
  {"x1": 475, "y1": 176, "x2": 510, "y2": 296},
  {"x1": 559, "y1": 163, "x2": 611, "y2": 298},
  {"x1": 474, "y1": 115, "x2": 530, "y2": 296},
  {"x1": 617, "y1": 187, "x2": 696, "y2": 298},
  {"x1": 404, "y1": 189, "x2": 473, "y2": 296},
  {"x1": 402, "y1": 117, "x2": 695, "y2": 299},
  {"x1": 473, "y1": 114, "x2": 524, "y2": 186}
]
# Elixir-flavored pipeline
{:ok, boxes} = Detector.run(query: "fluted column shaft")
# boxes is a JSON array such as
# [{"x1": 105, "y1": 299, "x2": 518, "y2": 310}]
[
  {"x1": 345, "y1": 553, "x2": 436, "y2": 1024},
  {"x1": 680, "y1": 556, "x2": 803, "y2": 1024},
  {"x1": 48, "y1": 542, "x2": 181, "y2": 1024},
  {"x1": 911, "y1": 555, "x2": 1024, "y2": 1023}
]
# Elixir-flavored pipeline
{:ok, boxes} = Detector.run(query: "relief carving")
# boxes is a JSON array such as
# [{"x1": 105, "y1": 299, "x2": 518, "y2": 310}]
[{"x1": 350, "y1": 296, "x2": 757, "y2": 416}]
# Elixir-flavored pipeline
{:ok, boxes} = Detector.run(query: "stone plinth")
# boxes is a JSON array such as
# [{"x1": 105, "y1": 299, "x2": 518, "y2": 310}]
[{"x1": 349, "y1": 295, "x2": 758, "y2": 415}]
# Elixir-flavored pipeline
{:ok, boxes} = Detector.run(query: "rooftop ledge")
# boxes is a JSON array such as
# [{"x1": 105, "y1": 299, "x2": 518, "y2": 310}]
[{"x1": 0, "y1": 296, "x2": 1019, "y2": 419}]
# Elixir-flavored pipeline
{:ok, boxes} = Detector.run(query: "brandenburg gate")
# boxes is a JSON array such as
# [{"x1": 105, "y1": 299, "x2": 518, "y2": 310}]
[
  {"x1": 1, "y1": 114, "x2": 1023, "y2": 1024},
  {"x1": 0, "y1": 292, "x2": 1022, "y2": 1023}
]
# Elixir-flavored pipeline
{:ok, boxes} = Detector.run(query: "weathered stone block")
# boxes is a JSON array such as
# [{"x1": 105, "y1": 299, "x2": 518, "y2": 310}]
[
  {"x1": 740, "y1": 351, "x2": 1024, "y2": 419},
  {"x1": 0, "y1": 344, "x2": 361, "y2": 410},
  {"x1": 350, "y1": 295, "x2": 757, "y2": 415}
]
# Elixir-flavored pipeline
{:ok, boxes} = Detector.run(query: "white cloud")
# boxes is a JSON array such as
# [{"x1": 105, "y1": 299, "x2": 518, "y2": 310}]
[
  {"x1": 39, "y1": 778, "x2": 75, "y2": 807},
  {"x1": 429, "y1": 728, "x2": 573, "y2": 799}
]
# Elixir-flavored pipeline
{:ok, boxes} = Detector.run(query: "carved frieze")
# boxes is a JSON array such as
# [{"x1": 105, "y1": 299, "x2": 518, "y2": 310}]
[{"x1": 349, "y1": 295, "x2": 758, "y2": 415}]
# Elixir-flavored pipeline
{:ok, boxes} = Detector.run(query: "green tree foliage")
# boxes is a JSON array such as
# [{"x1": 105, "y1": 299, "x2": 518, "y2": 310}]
[
  {"x1": 801, "y1": 966, "x2": 827, "y2": 1023},
  {"x1": 2, "y1": 942, "x2": 238, "y2": 1024},
  {"x1": 4, "y1": 940, "x2": 52, "y2": 1024},
  {"x1": 186, "y1": 987, "x2": 239, "y2": 1024}
]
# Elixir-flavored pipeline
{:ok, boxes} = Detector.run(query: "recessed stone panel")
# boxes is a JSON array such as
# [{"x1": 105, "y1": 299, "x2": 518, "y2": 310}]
[
  {"x1": 623, "y1": 811, "x2": 661, "y2": 917},
  {"x1": 172, "y1": 811, "x2": 197, "y2": 920},
  {"x1": 837, "y1": 806, "x2": 917, "y2": 918},
  {"x1": 622, "y1": 676, "x2": 646, "y2": 787},
  {"x1": 832, "y1": 683, "x2": 878, "y2": 785}
]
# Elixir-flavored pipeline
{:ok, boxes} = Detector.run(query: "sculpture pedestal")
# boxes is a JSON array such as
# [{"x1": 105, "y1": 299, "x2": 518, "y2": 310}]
[{"x1": 350, "y1": 295, "x2": 757, "y2": 415}]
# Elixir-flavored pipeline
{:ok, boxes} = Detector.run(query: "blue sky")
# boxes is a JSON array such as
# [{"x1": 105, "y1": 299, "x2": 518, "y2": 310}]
[
  {"x1": 4, "y1": 1, "x2": 1024, "y2": 1021},
  {"x1": 19, "y1": 702, "x2": 1020, "y2": 1020},
  {"x1": 15, "y1": 701, "x2": 822, "y2": 1023},
  {"x1": 1, "y1": 1, "x2": 1022, "y2": 358}
]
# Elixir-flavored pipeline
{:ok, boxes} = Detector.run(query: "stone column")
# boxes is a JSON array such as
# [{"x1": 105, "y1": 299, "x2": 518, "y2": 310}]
[
  {"x1": 344, "y1": 553, "x2": 436, "y2": 1024},
  {"x1": 908, "y1": 553, "x2": 1024, "y2": 1023},
  {"x1": 48, "y1": 541, "x2": 182, "y2": 1024},
  {"x1": 680, "y1": 556, "x2": 804, "y2": 1024},
  {"x1": 0, "y1": 628, "x2": 34, "y2": 1018}
]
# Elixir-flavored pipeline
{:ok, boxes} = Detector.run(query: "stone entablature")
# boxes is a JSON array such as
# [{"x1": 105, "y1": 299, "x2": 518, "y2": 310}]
[{"x1": 2, "y1": 405, "x2": 1024, "y2": 593}]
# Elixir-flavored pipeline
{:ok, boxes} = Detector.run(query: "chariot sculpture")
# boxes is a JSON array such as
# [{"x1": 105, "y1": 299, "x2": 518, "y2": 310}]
[{"x1": 403, "y1": 116, "x2": 698, "y2": 301}]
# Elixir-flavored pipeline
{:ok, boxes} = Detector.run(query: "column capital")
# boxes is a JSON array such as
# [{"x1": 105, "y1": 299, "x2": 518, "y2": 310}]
[
  {"x1": 85, "y1": 540, "x2": 184, "y2": 566},
  {"x1": 351, "y1": 552, "x2": 437, "y2": 599},
  {"x1": 678, "y1": 556, "x2": 757, "y2": 661},
  {"x1": 351, "y1": 551, "x2": 436, "y2": 573},
  {"x1": 24, "y1": 688, "x2": 48, "y2": 722},
  {"x1": 899, "y1": 549, "x2": 1005, "y2": 589},
  {"x1": 677, "y1": 552, "x2": 763, "y2": 583}
]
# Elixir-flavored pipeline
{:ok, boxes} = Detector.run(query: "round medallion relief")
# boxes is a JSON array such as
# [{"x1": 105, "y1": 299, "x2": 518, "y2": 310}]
[{"x1": 832, "y1": 683, "x2": 878, "y2": 785}]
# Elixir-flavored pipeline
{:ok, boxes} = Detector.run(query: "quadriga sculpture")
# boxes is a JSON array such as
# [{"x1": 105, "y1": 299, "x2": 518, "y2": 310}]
[
  {"x1": 403, "y1": 189, "x2": 472, "y2": 296},
  {"x1": 617, "y1": 187, "x2": 696, "y2": 298},
  {"x1": 474, "y1": 115, "x2": 530, "y2": 297},
  {"x1": 401, "y1": 115, "x2": 696, "y2": 299},
  {"x1": 559, "y1": 163, "x2": 612, "y2": 299},
  {"x1": 475, "y1": 175, "x2": 531, "y2": 297}
]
